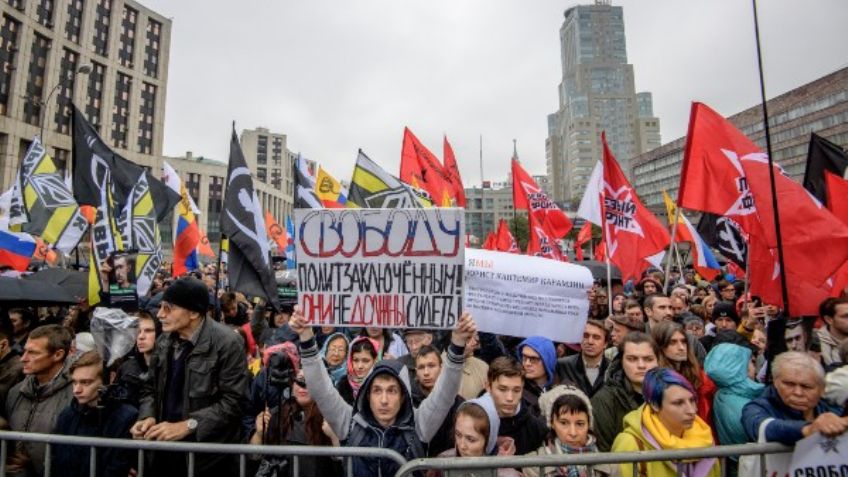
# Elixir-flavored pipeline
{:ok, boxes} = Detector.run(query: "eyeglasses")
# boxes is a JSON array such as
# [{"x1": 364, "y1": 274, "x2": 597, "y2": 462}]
[
  {"x1": 327, "y1": 346, "x2": 346, "y2": 355},
  {"x1": 521, "y1": 354, "x2": 542, "y2": 365}
]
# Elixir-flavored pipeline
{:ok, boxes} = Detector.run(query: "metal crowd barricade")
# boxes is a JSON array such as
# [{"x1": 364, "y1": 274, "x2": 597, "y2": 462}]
[
  {"x1": 0, "y1": 431, "x2": 407, "y2": 477},
  {"x1": 393, "y1": 442, "x2": 794, "y2": 477}
]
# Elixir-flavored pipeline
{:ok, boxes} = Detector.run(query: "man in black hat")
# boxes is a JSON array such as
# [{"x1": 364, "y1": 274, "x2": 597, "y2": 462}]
[
  {"x1": 700, "y1": 302, "x2": 741, "y2": 353},
  {"x1": 130, "y1": 277, "x2": 249, "y2": 476}
]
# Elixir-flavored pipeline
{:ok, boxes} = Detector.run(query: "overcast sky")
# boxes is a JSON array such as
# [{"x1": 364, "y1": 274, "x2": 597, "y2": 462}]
[{"x1": 142, "y1": 0, "x2": 847, "y2": 186}]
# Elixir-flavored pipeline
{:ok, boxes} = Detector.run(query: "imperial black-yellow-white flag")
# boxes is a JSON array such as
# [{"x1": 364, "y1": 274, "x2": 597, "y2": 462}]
[
  {"x1": 118, "y1": 174, "x2": 160, "y2": 296},
  {"x1": 222, "y1": 128, "x2": 276, "y2": 303},
  {"x1": 88, "y1": 172, "x2": 123, "y2": 306},
  {"x1": 11, "y1": 137, "x2": 88, "y2": 254}
]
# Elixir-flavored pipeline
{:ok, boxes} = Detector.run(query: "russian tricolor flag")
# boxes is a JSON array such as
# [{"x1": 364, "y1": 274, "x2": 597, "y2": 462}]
[{"x1": 0, "y1": 230, "x2": 36, "y2": 271}]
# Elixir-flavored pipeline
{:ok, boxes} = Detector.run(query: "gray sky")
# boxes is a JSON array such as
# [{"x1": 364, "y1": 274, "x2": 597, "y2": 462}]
[{"x1": 143, "y1": 0, "x2": 848, "y2": 187}]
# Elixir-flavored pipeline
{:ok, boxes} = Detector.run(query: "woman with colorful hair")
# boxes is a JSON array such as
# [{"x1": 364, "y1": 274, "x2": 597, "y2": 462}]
[
  {"x1": 335, "y1": 335, "x2": 381, "y2": 405},
  {"x1": 610, "y1": 368, "x2": 720, "y2": 477},
  {"x1": 651, "y1": 321, "x2": 716, "y2": 425}
]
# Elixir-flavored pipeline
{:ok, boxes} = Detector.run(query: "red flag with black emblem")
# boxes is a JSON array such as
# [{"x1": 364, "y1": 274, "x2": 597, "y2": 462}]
[
  {"x1": 679, "y1": 103, "x2": 848, "y2": 315},
  {"x1": 400, "y1": 127, "x2": 453, "y2": 206},
  {"x1": 600, "y1": 132, "x2": 669, "y2": 282},
  {"x1": 527, "y1": 212, "x2": 564, "y2": 261},
  {"x1": 495, "y1": 219, "x2": 520, "y2": 254},
  {"x1": 511, "y1": 159, "x2": 572, "y2": 238},
  {"x1": 574, "y1": 221, "x2": 592, "y2": 261},
  {"x1": 443, "y1": 136, "x2": 467, "y2": 207}
]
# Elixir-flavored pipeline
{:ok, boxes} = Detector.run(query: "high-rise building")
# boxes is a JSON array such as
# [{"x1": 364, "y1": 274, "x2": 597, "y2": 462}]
[
  {"x1": 546, "y1": 1, "x2": 661, "y2": 208},
  {"x1": 632, "y1": 67, "x2": 848, "y2": 214},
  {"x1": 239, "y1": 127, "x2": 296, "y2": 220},
  {"x1": 0, "y1": 0, "x2": 170, "y2": 189}
]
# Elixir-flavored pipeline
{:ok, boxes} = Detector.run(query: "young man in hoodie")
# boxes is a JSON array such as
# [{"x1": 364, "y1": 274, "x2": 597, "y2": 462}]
[
  {"x1": 590, "y1": 331, "x2": 658, "y2": 451},
  {"x1": 485, "y1": 356, "x2": 548, "y2": 455},
  {"x1": 290, "y1": 307, "x2": 476, "y2": 476},
  {"x1": 516, "y1": 336, "x2": 558, "y2": 416}
]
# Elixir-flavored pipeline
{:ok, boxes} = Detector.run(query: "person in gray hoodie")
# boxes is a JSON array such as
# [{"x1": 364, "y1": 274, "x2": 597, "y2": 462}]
[
  {"x1": 5, "y1": 324, "x2": 73, "y2": 476},
  {"x1": 290, "y1": 307, "x2": 476, "y2": 477}
]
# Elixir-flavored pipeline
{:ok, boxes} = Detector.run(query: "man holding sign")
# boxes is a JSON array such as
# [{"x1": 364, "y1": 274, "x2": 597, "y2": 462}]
[{"x1": 290, "y1": 306, "x2": 476, "y2": 476}]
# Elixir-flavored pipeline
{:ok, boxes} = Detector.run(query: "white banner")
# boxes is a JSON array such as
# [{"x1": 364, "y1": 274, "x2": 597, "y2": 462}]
[
  {"x1": 465, "y1": 249, "x2": 592, "y2": 342},
  {"x1": 788, "y1": 432, "x2": 848, "y2": 477},
  {"x1": 295, "y1": 208, "x2": 464, "y2": 329}
]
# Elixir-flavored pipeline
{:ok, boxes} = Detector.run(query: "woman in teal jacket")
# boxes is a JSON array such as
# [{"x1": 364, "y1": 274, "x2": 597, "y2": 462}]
[{"x1": 704, "y1": 342, "x2": 764, "y2": 445}]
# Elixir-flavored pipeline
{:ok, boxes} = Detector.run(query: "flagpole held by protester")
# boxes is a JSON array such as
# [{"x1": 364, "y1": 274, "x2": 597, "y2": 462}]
[
  {"x1": 663, "y1": 205, "x2": 682, "y2": 293},
  {"x1": 752, "y1": 0, "x2": 790, "y2": 313}
]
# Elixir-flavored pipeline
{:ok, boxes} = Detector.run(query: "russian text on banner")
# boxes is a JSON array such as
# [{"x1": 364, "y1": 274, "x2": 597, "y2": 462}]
[
  {"x1": 295, "y1": 208, "x2": 464, "y2": 329},
  {"x1": 464, "y1": 248, "x2": 592, "y2": 343}
]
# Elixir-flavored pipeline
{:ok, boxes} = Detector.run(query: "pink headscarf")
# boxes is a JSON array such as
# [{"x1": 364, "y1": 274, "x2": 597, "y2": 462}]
[
  {"x1": 262, "y1": 342, "x2": 300, "y2": 373},
  {"x1": 346, "y1": 336, "x2": 382, "y2": 398}
]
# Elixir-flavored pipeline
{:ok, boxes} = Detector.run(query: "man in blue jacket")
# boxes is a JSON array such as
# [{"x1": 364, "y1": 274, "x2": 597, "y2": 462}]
[
  {"x1": 516, "y1": 336, "x2": 558, "y2": 416},
  {"x1": 742, "y1": 351, "x2": 847, "y2": 444}
]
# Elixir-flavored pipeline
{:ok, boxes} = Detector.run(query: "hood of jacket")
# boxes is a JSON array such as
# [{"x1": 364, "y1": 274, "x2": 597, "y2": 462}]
[
  {"x1": 704, "y1": 343, "x2": 763, "y2": 398},
  {"x1": 460, "y1": 393, "x2": 500, "y2": 454},
  {"x1": 517, "y1": 336, "x2": 557, "y2": 388},
  {"x1": 601, "y1": 356, "x2": 644, "y2": 409},
  {"x1": 354, "y1": 359, "x2": 415, "y2": 429}
]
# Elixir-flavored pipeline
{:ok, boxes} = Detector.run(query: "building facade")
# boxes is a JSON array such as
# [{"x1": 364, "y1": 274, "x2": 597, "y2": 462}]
[
  {"x1": 464, "y1": 184, "x2": 514, "y2": 242},
  {"x1": 546, "y1": 1, "x2": 661, "y2": 209},
  {"x1": 632, "y1": 67, "x2": 848, "y2": 213},
  {"x1": 162, "y1": 126, "x2": 297, "y2": 251},
  {"x1": 1, "y1": 0, "x2": 170, "y2": 189}
]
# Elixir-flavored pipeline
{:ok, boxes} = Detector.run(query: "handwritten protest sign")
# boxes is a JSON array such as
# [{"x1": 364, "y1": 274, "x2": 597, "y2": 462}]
[
  {"x1": 464, "y1": 249, "x2": 592, "y2": 343},
  {"x1": 295, "y1": 208, "x2": 464, "y2": 329}
]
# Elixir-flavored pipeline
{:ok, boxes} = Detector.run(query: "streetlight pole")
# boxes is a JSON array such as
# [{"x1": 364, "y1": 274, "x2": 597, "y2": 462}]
[{"x1": 39, "y1": 64, "x2": 91, "y2": 142}]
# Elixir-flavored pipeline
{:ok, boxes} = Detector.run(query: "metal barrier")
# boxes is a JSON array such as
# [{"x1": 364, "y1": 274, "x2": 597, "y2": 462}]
[
  {"x1": 0, "y1": 430, "x2": 407, "y2": 477},
  {"x1": 394, "y1": 441, "x2": 794, "y2": 477}
]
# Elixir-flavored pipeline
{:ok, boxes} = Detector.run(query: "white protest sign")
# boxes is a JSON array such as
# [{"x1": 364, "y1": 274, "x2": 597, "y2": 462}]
[
  {"x1": 295, "y1": 208, "x2": 464, "y2": 329},
  {"x1": 788, "y1": 432, "x2": 848, "y2": 477},
  {"x1": 464, "y1": 248, "x2": 592, "y2": 343}
]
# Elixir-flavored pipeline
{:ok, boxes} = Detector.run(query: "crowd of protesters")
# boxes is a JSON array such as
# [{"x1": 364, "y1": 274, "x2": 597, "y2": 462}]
[{"x1": 1, "y1": 262, "x2": 848, "y2": 477}]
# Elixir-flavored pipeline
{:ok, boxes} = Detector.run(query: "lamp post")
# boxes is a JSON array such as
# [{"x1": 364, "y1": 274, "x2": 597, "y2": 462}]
[{"x1": 39, "y1": 64, "x2": 92, "y2": 142}]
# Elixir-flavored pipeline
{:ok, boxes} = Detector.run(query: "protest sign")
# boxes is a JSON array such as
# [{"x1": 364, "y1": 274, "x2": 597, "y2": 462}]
[
  {"x1": 295, "y1": 208, "x2": 464, "y2": 329},
  {"x1": 107, "y1": 251, "x2": 138, "y2": 311},
  {"x1": 788, "y1": 432, "x2": 848, "y2": 477},
  {"x1": 464, "y1": 248, "x2": 592, "y2": 343}
]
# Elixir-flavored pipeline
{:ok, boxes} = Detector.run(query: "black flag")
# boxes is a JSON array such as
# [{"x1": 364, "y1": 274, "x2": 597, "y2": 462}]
[
  {"x1": 802, "y1": 133, "x2": 848, "y2": 206},
  {"x1": 293, "y1": 153, "x2": 321, "y2": 209},
  {"x1": 222, "y1": 127, "x2": 277, "y2": 303},
  {"x1": 696, "y1": 212, "x2": 747, "y2": 268},
  {"x1": 72, "y1": 104, "x2": 179, "y2": 221}
]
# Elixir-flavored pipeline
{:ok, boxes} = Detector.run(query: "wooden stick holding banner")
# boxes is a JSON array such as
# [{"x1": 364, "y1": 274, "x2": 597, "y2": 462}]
[
  {"x1": 663, "y1": 206, "x2": 682, "y2": 293},
  {"x1": 295, "y1": 208, "x2": 464, "y2": 329}
]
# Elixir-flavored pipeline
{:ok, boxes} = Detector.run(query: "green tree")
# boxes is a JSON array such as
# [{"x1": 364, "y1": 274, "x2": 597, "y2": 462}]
[{"x1": 508, "y1": 215, "x2": 529, "y2": 251}]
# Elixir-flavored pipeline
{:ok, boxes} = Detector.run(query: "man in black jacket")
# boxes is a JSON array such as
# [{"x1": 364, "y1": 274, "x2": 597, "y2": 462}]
[
  {"x1": 131, "y1": 277, "x2": 249, "y2": 476},
  {"x1": 556, "y1": 319, "x2": 609, "y2": 398},
  {"x1": 484, "y1": 356, "x2": 547, "y2": 455}
]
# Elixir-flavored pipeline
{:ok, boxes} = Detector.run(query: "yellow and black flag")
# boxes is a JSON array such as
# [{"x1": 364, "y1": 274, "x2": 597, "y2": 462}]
[
  {"x1": 348, "y1": 149, "x2": 429, "y2": 208},
  {"x1": 12, "y1": 137, "x2": 88, "y2": 255},
  {"x1": 118, "y1": 174, "x2": 160, "y2": 296},
  {"x1": 88, "y1": 172, "x2": 124, "y2": 306}
]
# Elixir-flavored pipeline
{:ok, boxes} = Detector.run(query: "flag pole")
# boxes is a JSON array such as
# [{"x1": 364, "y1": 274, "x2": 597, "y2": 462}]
[
  {"x1": 663, "y1": 206, "x2": 682, "y2": 293},
  {"x1": 752, "y1": 0, "x2": 790, "y2": 314},
  {"x1": 511, "y1": 139, "x2": 520, "y2": 241}
]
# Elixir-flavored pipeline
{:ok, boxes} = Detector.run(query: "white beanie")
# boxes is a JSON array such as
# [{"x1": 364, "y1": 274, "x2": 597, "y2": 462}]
[{"x1": 538, "y1": 384, "x2": 594, "y2": 431}]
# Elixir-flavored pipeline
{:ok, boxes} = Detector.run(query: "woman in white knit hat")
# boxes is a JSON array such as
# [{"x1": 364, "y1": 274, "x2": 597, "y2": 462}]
[{"x1": 523, "y1": 385, "x2": 612, "y2": 477}]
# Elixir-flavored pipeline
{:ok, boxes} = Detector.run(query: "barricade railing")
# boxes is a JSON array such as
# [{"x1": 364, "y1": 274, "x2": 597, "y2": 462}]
[
  {"x1": 0, "y1": 430, "x2": 407, "y2": 477},
  {"x1": 394, "y1": 441, "x2": 794, "y2": 477}
]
